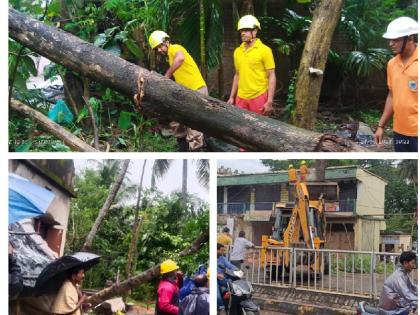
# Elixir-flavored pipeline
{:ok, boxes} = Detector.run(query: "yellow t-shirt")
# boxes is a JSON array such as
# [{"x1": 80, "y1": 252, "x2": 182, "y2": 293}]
[
  {"x1": 234, "y1": 38, "x2": 275, "y2": 100},
  {"x1": 168, "y1": 44, "x2": 206, "y2": 91},
  {"x1": 217, "y1": 233, "x2": 232, "y2": 246},
  {"x1": 387, "y1": 46, "x2": 418, "y2": 136}
]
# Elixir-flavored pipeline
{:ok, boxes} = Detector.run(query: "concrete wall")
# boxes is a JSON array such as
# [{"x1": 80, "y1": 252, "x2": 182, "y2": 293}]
[
  {"x1": 9, "y1": 160, "x2": 74, "y2": 256},
  {"x1": 355, "y1": 169, "x2": 386, "y2": 216},
  {"x1": 354, "y1": 218, "x2": 384, "y2": 251}
]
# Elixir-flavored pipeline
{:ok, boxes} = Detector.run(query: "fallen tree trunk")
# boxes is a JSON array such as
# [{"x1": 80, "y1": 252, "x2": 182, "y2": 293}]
[
  {"x1": 85, "y1": 229, "x2": 209, "y2": 307},
  {"x1": 10, "y1": 98, "x2": 98, "y2": 152},
  {"x1": 9, "y1": 8, "x2": 368, "y2": 152}
]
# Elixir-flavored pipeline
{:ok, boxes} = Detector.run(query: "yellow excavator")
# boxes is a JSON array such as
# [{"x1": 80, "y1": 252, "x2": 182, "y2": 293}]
[{"x1": 261, "y1": 181, "x2": 338, "y2": 279}]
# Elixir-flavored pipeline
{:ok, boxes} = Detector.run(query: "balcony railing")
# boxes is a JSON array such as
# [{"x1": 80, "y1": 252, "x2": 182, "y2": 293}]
[{"x1": 217, "y1": 199, "x2": 356, "y2": 214}]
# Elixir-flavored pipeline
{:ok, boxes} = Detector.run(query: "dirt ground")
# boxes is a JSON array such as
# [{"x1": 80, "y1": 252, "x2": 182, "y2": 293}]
[{"x1": 126, "y1": 305, "x2": 155, "y2": 315}]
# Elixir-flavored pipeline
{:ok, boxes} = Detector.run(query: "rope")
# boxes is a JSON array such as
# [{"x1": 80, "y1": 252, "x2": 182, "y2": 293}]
[{"x1": 133, "y1": 72, "x2": 145, "y2": 112}]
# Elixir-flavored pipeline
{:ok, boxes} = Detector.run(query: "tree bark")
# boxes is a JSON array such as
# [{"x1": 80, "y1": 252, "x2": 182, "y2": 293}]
[
  {"x1": 81, "y1": 159, "x2": 130, "y2": 251},
  {"x1": 292, "y1": 0, "x2": 344, "y2": 130},
  {"x1": 181, "y1": 160, "x2": 188, "y2": 207},
  {"x1": 240, "y1": 0, "x2": 254, "y2": 15},
  {"x1": 125, "y1": 160, "x2": 147, "y2": 279},
  {"x1": 10, "y1": 98, "x2": 98, "y2": 152},
  {"x1": 315, "y1": 160, "x2": 327, "y2": 181},
  {"x1": 8, "y1": 8, "x2": 368, "y2": 152},
  {"x1": 85, "y1": 229, "x2": 209, "y2": 307}
]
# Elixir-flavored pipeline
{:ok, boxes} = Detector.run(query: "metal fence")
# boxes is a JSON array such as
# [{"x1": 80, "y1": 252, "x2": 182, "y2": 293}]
[
  {"x1": 217, "y1": 202, "x2": 276, "y2": 214},
  {"x1": 227, "y1": 246, "x2": 418, "y2": 298}
]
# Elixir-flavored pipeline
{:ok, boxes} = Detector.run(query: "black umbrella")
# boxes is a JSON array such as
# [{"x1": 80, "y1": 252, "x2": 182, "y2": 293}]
[{"x1": 34, "y1": 252, "x2": 100, "y2": 295}]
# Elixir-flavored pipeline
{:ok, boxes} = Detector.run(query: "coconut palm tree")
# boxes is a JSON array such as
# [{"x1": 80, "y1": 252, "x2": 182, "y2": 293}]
[{"x1": 151, "y1": 159, "x2": 209, "y2": 205}]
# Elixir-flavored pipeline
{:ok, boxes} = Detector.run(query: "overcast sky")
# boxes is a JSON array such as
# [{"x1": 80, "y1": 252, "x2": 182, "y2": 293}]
[
  {"x1": 74, "y1": 159, "x2": 208, "y2": 201},
  {"x1": 218, "y1": 159, "x2": 271, "y2": 173}
]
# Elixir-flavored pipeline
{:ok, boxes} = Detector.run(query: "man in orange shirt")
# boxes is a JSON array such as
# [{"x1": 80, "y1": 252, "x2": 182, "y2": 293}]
[
  {"x1": 375, "y1": 17, "x2": 418, "y2": 152},
  {"x1": 299, "y1": 161, "x2": 309, "y2": 182},
  {"x1": 288, "y1": 164, "x2": 297, "y2": 183}
]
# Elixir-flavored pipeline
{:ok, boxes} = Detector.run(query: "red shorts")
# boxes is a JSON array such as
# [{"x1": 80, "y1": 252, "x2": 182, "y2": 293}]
[{"x1": 235, "y1": 92, "x2": 268, "y2": 115}]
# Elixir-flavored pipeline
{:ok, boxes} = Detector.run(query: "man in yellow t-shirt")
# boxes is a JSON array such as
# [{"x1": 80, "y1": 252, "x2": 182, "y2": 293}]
[
  {"x1": 375, "y1": 17, "x2": 418, "y2": 152},
  {"x1": 148, "y1": 31, "x2": 207, "y2": 151},
  {"x1": 217, "y1": 227, "x2": 232, "y2": 247},
  {"x1": 227, "y1": 15, "x2": 276, "y2": 116}
]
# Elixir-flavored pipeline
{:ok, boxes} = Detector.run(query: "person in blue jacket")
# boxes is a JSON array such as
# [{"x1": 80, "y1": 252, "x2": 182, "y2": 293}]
[{"x1": 217, "y1": 243, "x2": 238, "y2": 314}]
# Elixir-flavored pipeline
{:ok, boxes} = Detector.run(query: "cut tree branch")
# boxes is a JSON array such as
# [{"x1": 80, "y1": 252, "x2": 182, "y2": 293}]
[
  {"x1": 85, "y1": 229, "x2": 209, "y2": 307},
  {"x1": 8, "y1": 8, "x2": 369, "y2": 152},
  {"x1": 10, "y1": 98, "x2": 98, "y2": 152}
]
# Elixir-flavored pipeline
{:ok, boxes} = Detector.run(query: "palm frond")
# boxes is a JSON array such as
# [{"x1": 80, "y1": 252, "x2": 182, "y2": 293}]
[
  {"x1": 194, "y1": 159, "x2": 209, "y2": 188},
  {"x1": 151, "y1": 159, "x2": 173, "y2": 188}
]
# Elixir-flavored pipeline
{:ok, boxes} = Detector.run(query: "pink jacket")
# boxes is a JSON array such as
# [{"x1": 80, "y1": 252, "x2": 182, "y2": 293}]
[{"x1": 156, "y1": 278, "x2": 182, "y2": 315}]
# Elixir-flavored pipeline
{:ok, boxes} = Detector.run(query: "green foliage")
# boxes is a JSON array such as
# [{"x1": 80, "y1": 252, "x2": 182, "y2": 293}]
[
  {"x1": 284, "y1": 70, "x2": 297, "y2": 121},
  {"x1": 9, "y1": 40, "x2": 37, "y2": 91},
  {"x1": 344, "y1": 48, "x2": 392, "y2": 78},
  {"x1": 66, "y1": 166, "x2": 208, "y2": 300},
  {"x1": 174, "y1": 0, "x2": 223, "y2": 70},
  {"x1": 332, "y1": 254, "x2": 396, "y2": 275}
]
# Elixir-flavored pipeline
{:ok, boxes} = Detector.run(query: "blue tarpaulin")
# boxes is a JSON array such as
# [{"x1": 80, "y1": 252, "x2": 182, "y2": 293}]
[{"x1": 9, "y1": 174, "x2": 56, "y2": 225}]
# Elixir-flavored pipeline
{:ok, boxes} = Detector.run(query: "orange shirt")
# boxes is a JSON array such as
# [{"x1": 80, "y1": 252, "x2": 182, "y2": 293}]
[
  {"x1": 299, "y1": 165, "x2": 308, "y2": 176},
  {"x1": 387, "y1": 46, "x2": 418, "y2": 136},
  {"x1": 288, "y1": 168, "x2": 297, "y2": 182}
]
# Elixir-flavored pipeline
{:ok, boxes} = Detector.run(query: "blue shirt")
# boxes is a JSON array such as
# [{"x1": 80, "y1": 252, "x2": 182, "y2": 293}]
[{"x1": 217, "y1": 255, "x2": 237, "y2": 274}]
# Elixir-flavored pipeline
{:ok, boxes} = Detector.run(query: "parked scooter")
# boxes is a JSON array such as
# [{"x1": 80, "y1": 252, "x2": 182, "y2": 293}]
[{"x1": 219, "y1": 268, "x2": 260, "y2": 315}]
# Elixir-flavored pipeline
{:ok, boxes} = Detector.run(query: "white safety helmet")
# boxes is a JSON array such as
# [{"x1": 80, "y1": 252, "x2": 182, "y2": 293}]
[
  {"x1": 383, "y1": 17, "x2": 418, "y2": 39},
  {"x1": 237, "y1": 15, "x2": 261, "y2": 31}
]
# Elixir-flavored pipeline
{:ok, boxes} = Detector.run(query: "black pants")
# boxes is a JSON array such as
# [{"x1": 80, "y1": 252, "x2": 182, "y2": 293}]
[{"x1": 394, "y1": 132, "x2": 418, "y2": 152}]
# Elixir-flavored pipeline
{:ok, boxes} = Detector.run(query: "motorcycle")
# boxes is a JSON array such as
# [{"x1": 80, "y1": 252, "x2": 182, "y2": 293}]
[
  {"x1": 220, "y1": 268, "x2": 260, "y2": 315},
  {"x1": 355, "y1": 301, "x2": 382, "y2": 314},
  {"x1": 355, "y1": 301, "x2": 414, "y2": 315}
]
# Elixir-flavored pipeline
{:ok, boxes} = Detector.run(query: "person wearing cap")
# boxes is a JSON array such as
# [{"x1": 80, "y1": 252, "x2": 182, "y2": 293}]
[
  {"x1": 375, "y1": 17, "x2": 418, "y2": 152},
  {"x1": 299, "y1": 161, "x2": 309, "y2": 182},
  {"x1": 156, "y1": 259, "x2": 183, "y2": 315},
  {"x1": 227, "y1": 15, "x2": 276, "y2": 116},
  {"x1": 148, "y1": 31, "x2": 207, "y2": 151},
  {"x1": 288, "y1": 164, "x2": 297, "y2": 183}
]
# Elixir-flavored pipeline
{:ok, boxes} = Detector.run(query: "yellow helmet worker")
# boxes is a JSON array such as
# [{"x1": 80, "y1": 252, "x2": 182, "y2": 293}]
[
  {"x1": 300, "y1": 161, "x2": 309, "y2": 182},
  {"x1": 227, "y1": 14, "x2": 276, "y2": 118},
  {"x1": 148, "y1": 30, "x2": 208, "y2": 152}
]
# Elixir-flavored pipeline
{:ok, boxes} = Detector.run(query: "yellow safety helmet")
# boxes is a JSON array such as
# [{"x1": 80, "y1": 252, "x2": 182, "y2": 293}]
[
  {"x1": 237, "y1": 15, "x2": 261, "y2": 31},
  {"x1": 300, "y1": 160, "x2": 306, "y2": 165},
  {"x1": 148, "y1": 30, "x2": 170, "y2": 49},
  {"x1": 160, "y1": 259, "x2": 179, "y2": 274},
  {"x1": 288, "y1": 164, "x2": 293, "y2": 169}
]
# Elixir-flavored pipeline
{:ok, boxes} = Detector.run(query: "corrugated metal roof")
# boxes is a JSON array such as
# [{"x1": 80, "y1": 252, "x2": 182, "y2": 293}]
[{"x1": 218, "y1": 166, "x2": 364, "y2": 186}]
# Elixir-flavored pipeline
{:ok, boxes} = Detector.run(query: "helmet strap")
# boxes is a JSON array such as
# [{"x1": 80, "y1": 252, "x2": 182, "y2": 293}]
[{"x1": 400, "y1": 36, "x2": 408, "y2": 55}]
